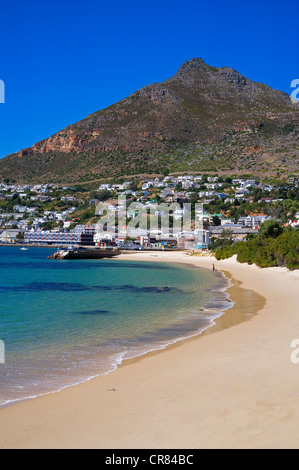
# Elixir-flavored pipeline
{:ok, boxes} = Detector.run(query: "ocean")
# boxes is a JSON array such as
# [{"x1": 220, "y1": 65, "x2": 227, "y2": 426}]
[{"x1": 0, "y1": 246, "x2": 232, "y2": 406}]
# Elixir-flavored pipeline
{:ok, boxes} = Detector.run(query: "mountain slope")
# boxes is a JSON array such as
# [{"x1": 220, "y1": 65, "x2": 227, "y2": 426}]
[{"x1": 0, "y1": 58, "x2": 298, "y2": 183}]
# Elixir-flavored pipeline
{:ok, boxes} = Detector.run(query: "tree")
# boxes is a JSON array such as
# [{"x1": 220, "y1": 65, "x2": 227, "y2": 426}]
[
  {"x1": 258, "y1": 219, "x2": 283, "y2": 241},
  {"x1": 97, "y1": 190, "x2": 113, "y2": 202},
  {"x1": 41, "y1": 221, "x2": 56, "y2": 231},
  {"x1": 16, "y1": 232, "x2": 24, "y2": 241},
  {"x1": 129, "y1": 180, "x2": 139, "y2": 192},
  {"x1": 212, "y1": 215, "x2": 221, "y2": 226}
]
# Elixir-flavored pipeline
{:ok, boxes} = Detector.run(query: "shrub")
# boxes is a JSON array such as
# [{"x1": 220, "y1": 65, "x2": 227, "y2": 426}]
[{"x1": 214, "y1": 227, "x2": 299, "y2": 270}]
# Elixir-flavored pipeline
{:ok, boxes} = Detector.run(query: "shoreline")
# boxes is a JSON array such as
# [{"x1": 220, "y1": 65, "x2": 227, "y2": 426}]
[
  {"x1": 0, "y1": 256, "x2": 235, "y2": 410},
  {"x1": 0, "y1": 251, "x2": 298, "y2": 448}
]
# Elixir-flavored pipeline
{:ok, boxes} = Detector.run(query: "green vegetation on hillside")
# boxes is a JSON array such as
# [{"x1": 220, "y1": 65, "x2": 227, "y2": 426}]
[{"x1": 214, "y1": 220, "x2": 299, "y2": 270}]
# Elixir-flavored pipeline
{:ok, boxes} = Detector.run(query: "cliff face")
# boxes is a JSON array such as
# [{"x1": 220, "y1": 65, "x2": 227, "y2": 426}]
[{"x1": 1, "y1": 58, "x2": 298, "y2": 183}]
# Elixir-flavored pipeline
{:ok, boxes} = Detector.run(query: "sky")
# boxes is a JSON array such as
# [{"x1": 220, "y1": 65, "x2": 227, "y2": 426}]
[{"x1": 0, "y1": 0, "x2": 298, "y2": 159}]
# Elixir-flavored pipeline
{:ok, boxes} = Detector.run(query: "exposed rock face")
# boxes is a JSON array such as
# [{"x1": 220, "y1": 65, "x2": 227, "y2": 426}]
[{"x1": 0, "y1": 58, "x2": 298, "y2": 183}]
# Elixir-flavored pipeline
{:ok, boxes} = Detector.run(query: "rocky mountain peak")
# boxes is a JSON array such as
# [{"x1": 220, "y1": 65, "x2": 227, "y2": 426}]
[
  {"x1": 177, "y1": 58, "x2": 206, "y2": 72},
  {"x1": 0, "y1": 57, "x2": 297, "y2": 183}
]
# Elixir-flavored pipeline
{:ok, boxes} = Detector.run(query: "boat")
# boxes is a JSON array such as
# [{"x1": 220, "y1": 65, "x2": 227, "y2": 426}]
[
  {"x1": 20, "y1": 247, "x2": 28, "y2": 251},
  {"x1": 48, "y1": 246, "x2": 121, "y2": 260}
]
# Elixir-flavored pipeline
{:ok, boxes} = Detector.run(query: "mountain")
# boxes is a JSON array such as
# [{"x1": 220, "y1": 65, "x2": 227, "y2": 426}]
[{"x1": 0, "y1": 58, "x2": 298, "y2": 184}]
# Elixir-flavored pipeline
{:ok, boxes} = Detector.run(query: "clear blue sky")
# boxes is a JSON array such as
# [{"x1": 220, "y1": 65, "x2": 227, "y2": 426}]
[{"x1": 0, "y1": 0, "x2": 298, "y2": 159}]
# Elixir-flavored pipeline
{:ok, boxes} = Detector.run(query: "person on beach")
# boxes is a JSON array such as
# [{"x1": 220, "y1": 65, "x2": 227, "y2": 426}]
[{"x1": 212, "y1": 263, "x2": 215, "y2": 272}]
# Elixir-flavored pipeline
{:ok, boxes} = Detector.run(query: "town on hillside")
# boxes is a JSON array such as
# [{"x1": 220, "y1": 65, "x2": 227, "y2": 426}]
[{"x1": 0, "y1": 173, "x2": 298, "y2": 250}]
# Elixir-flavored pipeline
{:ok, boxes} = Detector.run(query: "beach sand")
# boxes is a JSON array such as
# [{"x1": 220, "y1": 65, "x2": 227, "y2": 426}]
[{"x1": 0, "y1": 251, "x2": 298, "y2": 449}]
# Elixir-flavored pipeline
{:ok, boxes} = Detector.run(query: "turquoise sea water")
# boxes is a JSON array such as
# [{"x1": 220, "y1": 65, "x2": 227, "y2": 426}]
[{"x1": 0, "y1": 246, "x2": 231, "y2": 406}]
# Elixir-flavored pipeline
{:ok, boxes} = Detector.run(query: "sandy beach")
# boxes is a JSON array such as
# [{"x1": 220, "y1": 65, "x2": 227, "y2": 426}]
[{"x1": 0, "y1": 251, "x2": 298, "y2": 449}]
